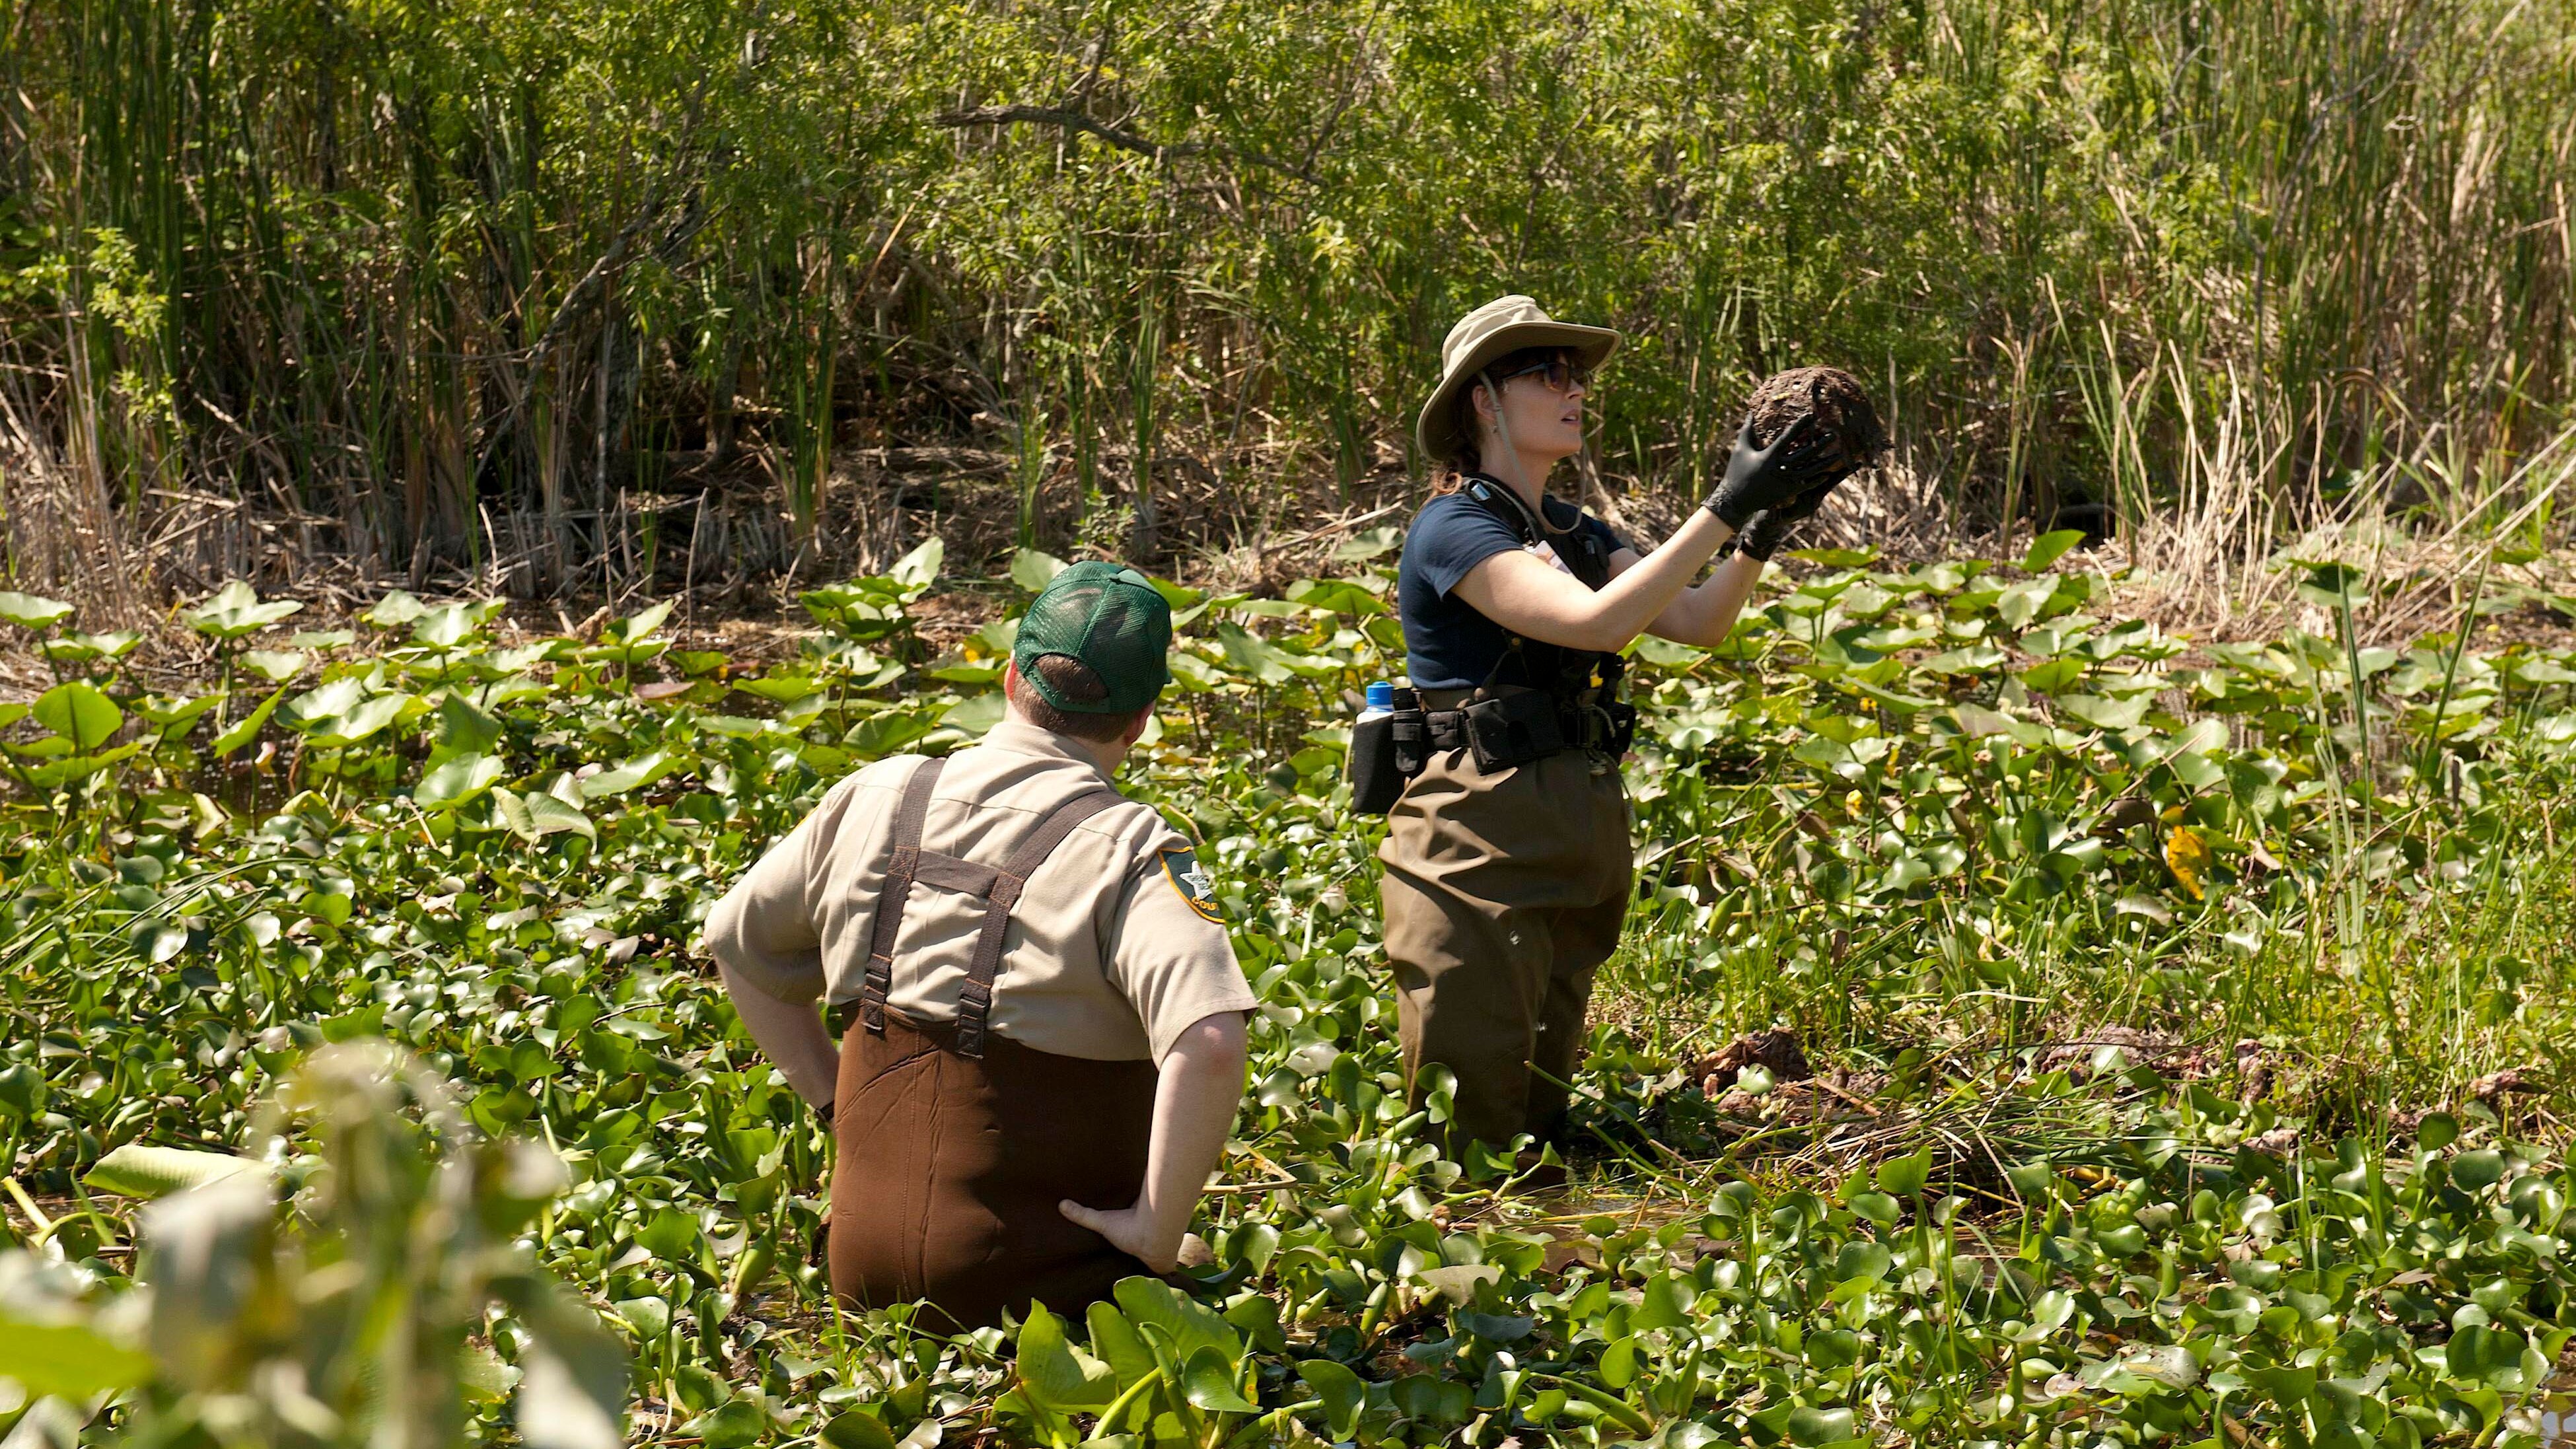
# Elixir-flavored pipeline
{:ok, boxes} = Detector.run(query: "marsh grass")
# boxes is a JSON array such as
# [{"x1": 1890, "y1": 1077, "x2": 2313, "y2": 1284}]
[{"x1": 1, "y1": 0, "x2": 2569, "y2": 605}]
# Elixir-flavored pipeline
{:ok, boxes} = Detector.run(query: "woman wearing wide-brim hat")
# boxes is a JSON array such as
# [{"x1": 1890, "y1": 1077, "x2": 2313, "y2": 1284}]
[{"x1": 1380, "y1": 295, "x2": 1859, "y2": 1168}]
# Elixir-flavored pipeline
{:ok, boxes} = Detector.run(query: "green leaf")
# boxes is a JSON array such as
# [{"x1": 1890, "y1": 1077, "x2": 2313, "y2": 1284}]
[
  {"x1": 1415, "y1": 1263, "x2": 1500, "y2": 1305},
  {"x1": 412, "y1": 602, "x2": 483, "y2": 649},
  {"x1": 22, "y1": 742, "x2": 143, "y2": 787},
  {"x1": 1213, "y1": 622, "x2": 1294, "y2": 684},
  {"x1": 2023, "y1": 529, "x2": 2087, "y2": 571},
  {"x1": 1110, "y1": 1276, "x2": 1238, "y2": 1367},
  {"x1": 364, "y1": 590, "x2": 429, "y2": 629},
  {"x1": 430, "y1": 693, "x2": 505, "y2": 762},
  {"x1": 1332, "y1": 526, "x2": 1402, "y2": 563},
  {"x1": 1281, "y1": 577, "x2": 1388, "y2": 618},
  {"x1": 1087, "y1": 1301, "x2": 1157, "y2": 1388},
  {"x1": 131, "y1": 920, "x2": 188, "y2": 964},
  {"x1": 2053, "y1": 693, "x2": 2151, "y2": 731},
  {"x1": 938, "y1": 693, "x2": 1006, "y2": 738},
  {"x1": 606, "y1": 599, "x2": 674, "y2": 647},
  {"x1": 684, "y1": 1399, "x2": 766, "y2": 1449},
  {"x1": 889, "y1": 536, "x2": 944, "y2": 590},
  {"x1": 0, "y1": 1317, "x2": 153, "y2": 1397},
  {"x1": 499, "y1": 789, "x2": 595, "y2": 843},
  {"x1": 517, "y1": 1339, "x2": 627, "y2": 1449},
  {"x1": 1011, "y1": 548, "x2": 1068, "y2": 592},
  {"x1": 1015, "y1": 1303, "x2": 1118, "y2": 1411},
  {"x1": 238, "y1": 649, "x2": 308, "y2": 683},
  {"x1": 1633, "y1": 1271, "x2": 1692, "y2": 1330},
  {"x1": 1834, "y1": 1240, "x2": 1893, "y2": 1284},
  {"x1": 1296, "y1": 1359, "x2": 1364, "y2": 1441},
  {"x1": 299, "y1": 689, "x2": 413, "y2": 746},
  {"x1": 83, "y1": 1143, "x2": 267, "y2": 1199},
  {"x1": 44, "y1": 629, "x2": 140, "y2": 665},
  {"x1": 1787, "y1": 1405, "x2": 1857, "y2": 1445},
  {"x1": 2452, "y1": 1150, "x2": 2507, "y2": 1191},
  {"x1": 1179, "y1": 1344, "x2": 1257, "y2": 1414},
  {"x1": 1845, "y1": 1191, "x2": 1902, "y2": 1226},
  {"x1": 1598, "y1": 1336, "x2": 1639, "y2": 1389},
  {"x1": 818, "y1": 1411, "x2": 900, "y2": 1449},
  {"x1": 33, "y1": 682, "x2": 122, "y2": 751},
  {"x1": 0, "y1": 1063, "x2": 51, "y2": 1117},
  {"x1": 637, "y1": 1209, "x2": 701, "y2": 1261},
  {"x1": 2293, "y1": 559, "x2": 2368, "y2": 611},
  {"x1": 580, "y1": 752, "x2": 676, "y2": 800},
  {"x1": 131, "y1": 692, "x2": 221, "y2": 737},
  {"x1": 1877, "y1": 1145, "x2": 1934, "y2": 1197},
  {"x1": 0, "y1": 590, "x2": 74, "y2": 630},
  {"x1": 416, "y1": 755, "x2": 505, "y2": 810},
  {"x1": 182, "y1": 580, "x2": 304, "y2": 639},
  {"x1": 211, "y1": 686, "x2": 287, "y2": 758}
]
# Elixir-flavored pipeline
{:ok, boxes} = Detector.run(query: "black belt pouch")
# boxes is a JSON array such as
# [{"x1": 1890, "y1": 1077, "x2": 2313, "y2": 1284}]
[
  {"x1": 1602, "y1": 698, "x2": 1639, "y2": 756},
  {"x1": 1462, "y1": 690, "x2": 1565, "y2": 772},
  {"x1": 1349, "y1": 712, "x2": 1404, "y2": 815}
]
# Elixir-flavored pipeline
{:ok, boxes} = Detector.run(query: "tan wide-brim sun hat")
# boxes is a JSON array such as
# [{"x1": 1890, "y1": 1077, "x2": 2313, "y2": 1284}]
[{"x1": 1415, "y1": 295, "x2": 1622, "y2": 464}]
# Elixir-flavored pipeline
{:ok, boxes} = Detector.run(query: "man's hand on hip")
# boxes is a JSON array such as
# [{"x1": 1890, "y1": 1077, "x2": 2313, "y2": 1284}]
[{"x1": 1059, "y1": 1198, "x2": 1183, "y2": 1273}]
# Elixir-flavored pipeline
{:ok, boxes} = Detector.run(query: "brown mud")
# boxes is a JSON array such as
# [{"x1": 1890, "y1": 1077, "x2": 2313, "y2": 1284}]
[{"x1": 1744, "y1": 365, "x2": 1888, "y2": 462}]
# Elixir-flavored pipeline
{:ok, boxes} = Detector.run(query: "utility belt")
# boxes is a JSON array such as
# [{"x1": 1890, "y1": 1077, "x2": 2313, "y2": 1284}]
[{"x1": 1349, "y1": 682, "x2": 1636, "y2": 815}]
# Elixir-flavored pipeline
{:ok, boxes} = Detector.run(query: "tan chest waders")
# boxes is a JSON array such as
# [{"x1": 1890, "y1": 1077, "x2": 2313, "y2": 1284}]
[{"x1": 825, "y1": 756, "x2": 1159, "y2": 1330}]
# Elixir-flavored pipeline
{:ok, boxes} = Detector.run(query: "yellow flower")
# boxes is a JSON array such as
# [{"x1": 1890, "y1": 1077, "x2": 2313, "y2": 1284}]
[{"x1": 2165, "y1": 825, "x2": 2212, "y2": 900}]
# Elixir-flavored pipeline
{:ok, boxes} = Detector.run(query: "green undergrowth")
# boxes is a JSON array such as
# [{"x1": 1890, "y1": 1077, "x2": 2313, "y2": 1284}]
[{"x1": 6, "y1": 532, "x2": 2576, "y2": 1446}]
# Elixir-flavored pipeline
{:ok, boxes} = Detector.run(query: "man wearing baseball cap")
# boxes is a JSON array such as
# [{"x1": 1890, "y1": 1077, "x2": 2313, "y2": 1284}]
[{"x1": 703, "y1": 560, "x2": 1254, "y2": 1329}]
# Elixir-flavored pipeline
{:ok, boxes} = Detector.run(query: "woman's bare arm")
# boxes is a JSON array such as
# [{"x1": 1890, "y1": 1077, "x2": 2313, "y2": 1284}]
[
  {"x1": 1623, "y1": 546, "x2": 1766, "y2": 648},
  {"x1": 1449, "y1": 508, "x2": 1736, "y2": 655}
]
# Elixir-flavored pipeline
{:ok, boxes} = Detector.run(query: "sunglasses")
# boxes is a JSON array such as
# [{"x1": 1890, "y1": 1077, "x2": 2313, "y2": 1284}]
[{"x1": 1491, "y1": 357, "x2": 1591, "y2": 393}]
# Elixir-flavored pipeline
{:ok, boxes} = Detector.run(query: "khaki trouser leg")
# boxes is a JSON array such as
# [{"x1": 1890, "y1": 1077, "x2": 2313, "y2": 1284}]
[{"x1": 1380, "y1": 746, "x2": 1631, "y2": 1156}]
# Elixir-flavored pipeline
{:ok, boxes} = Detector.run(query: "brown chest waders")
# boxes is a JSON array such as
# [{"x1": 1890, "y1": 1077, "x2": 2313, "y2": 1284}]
[
  {"x1": 825, "y1": 756, "x2": 1159, "y2": 1331},
  {"x1": 1374, "y1": 480, "x2": 1638, "y2": 1156}
]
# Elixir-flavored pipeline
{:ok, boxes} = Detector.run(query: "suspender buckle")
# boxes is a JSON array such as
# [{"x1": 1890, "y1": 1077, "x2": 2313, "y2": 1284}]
[
  {"x1": 953, "y1": 980, "x2": 992, "y2": 1059},
  {"x1": 859, "y1": 954, "x2": 892, "y2": 1034}
]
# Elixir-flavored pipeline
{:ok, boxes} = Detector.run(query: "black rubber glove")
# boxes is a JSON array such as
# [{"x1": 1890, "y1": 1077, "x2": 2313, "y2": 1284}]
[
  {"x1": 1703, "y1": 413, "x2": 1839, "y2": 530},
  {"x1": 1730, "y1": 463, "x2": 1857, "y2": 561},
  {"x1": 1732, "y1": 509, "x2": 1795, "y2": 561}
]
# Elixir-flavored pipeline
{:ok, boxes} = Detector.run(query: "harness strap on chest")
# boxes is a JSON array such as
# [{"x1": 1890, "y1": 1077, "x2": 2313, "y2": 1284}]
[
  {"x1": 1459, "y1": 477, "x2": 1624, "y2": 702},
  {"x1": 859, "y1": 754, "x2": 949, "y2": 1034},
  {"x1": 952, "y1": 787, "x2": 1122, "y2": 1059},
  {"x1": 853, "y1": 753, "x2": 1126, "y2": 1060}
]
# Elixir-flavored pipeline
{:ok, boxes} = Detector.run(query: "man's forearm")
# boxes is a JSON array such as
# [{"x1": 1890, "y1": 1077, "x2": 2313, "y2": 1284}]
[
  {"x1": 717, "y1": 962, "x2": 841, "y2": 1108},
  {"x1": 1135, "y1": 1014, "x2": 1250, "y2": 1257}
]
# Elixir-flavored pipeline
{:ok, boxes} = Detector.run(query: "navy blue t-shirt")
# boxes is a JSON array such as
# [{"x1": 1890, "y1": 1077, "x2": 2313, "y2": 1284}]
[{"x1": 1396, "y1": 488, "x2": 1631, "y2": 690}]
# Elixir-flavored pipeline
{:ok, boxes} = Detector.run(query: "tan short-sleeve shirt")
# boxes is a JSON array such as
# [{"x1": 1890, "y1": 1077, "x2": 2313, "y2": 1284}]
[{"x1": 701, "y1": 719, "x2": 1254, "y2": 1062}]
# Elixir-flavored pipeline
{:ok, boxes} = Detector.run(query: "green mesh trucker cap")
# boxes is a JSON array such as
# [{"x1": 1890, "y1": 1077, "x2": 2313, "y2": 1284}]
[{"x1": 1012, "y1": 561, "x2": 1173, "y2": 714}]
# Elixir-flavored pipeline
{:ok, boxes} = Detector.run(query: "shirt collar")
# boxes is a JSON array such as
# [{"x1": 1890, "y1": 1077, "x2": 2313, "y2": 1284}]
[{"x1": 978, "y1": 717, "x2": 1116, "y2": 782}]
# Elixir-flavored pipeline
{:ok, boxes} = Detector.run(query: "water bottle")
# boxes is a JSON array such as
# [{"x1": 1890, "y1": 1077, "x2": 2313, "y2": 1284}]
[
  {"x1": 1349, "y1": 680, "x2": 1403, "y2": 814},
  {"x1": 1357, "y1": 681, "x2": 1396, "y2": 725}
]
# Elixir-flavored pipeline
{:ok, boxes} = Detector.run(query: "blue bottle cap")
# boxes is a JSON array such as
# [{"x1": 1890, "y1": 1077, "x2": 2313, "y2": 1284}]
[{"x1": 1365, "y1": 681, "x2": 1395, "y2": 710}]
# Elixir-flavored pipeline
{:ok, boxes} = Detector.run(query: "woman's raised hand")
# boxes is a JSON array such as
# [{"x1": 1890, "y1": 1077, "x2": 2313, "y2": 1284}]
[{"x1": 1703, "y1": 413, "x2": 1845, "y2": 529}]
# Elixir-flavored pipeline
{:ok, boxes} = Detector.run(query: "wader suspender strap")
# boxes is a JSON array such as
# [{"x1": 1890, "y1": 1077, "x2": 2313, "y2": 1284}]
[
  {"x1": 850, "y1": 753, "x2": 1124, "y2": 1058},
  {"x1": 1459, "y1": 477, "x2": 1617, "y2": 696},
  {"x1": 859, "y1": 755, "x2": 948, "y2": 1034},
  {"x1": 952, "y1": 787, "x2": 1122, "y2": 1059}
]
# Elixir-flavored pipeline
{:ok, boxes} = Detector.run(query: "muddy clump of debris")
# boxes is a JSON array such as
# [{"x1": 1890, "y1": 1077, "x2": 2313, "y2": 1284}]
[{"x1": 1745, "y1": 365, "x2": 1888, "y2": 466}]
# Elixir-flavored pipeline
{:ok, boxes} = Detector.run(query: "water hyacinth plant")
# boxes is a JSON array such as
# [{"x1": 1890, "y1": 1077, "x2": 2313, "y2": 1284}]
[{"x1": 3, "y1": 540, "x2": 2576, "y2": 1443}]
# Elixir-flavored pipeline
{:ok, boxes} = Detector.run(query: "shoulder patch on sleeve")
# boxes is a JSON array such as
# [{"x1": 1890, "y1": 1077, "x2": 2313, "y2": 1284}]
[{"x1": 1157, "y1": 847, "x2": 1224, "y2": 923}]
